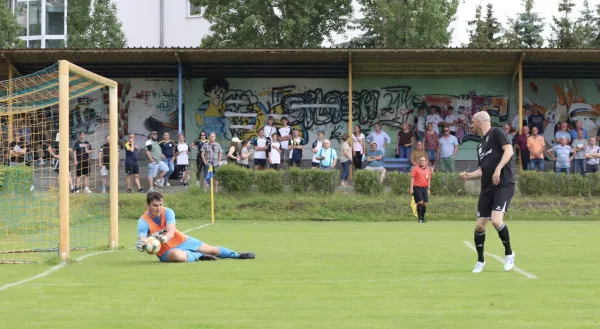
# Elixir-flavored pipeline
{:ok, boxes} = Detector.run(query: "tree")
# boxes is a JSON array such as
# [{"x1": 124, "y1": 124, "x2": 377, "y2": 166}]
[
  {"x1": 501, "y1": 18, "x2": 522, "y2": 48},
  {"x1": 352, "y1": 0, "x2": 460, "y2": 48},
  {"x1": 514, "y1": 0, "x2": 545, "y2": 48},
  {"x1": 67, "y1": 0, "x2": 126, "y2": 48},
  {"x1": 575, "y1": 0, "x2": 596, "y2": 47},
  {"x1": 548, "y1": 0, "x2": 578, "y2": 48},
  {"x1": 190, "y1": 0, "x2": 352, "y2": 48},
  {"x1": 467, "y1": 3, "x2": 502, "y2": 48},
  {"x1": 0, "y1": 3, "x2": 25, "y2": 48}
]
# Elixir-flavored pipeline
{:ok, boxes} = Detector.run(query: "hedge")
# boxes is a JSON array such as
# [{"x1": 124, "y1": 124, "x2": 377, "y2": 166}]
[
  {"x1": 201, "y1": 163, "x2": 600, "y2": 197},
  {"x1": 0, "y1": 165, "x2": 34, "y2": 193},
  {"x1": 518, "y1": 170, "x2": 600, "y2": 196},
  {"x1": 214, "y1": 164, "x2": 339, "y2": 194}
]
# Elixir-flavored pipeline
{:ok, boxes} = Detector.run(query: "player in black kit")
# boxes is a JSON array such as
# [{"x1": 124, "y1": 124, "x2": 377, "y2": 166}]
[{"x1": 460, "y1": 111, "x2": 516, "y2": 273}]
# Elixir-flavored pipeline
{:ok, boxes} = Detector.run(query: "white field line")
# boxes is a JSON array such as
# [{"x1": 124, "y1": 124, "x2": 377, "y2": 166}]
[
  {"x1": 0, "y1": 250, "x2": 115, "y2": 292},
  {"x1": 463, "y1": 241, "x2": 538, "y2": 279},
  {"x1": 183, "y1": 223, "x2": 213, "y2": 234}
]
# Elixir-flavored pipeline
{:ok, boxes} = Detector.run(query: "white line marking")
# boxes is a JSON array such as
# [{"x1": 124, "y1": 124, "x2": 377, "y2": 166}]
[
  {"x1": 463, "y1": 241, "x2": 538, "y2": 279},
  {"x1": 0, "y1": 250, "x2": 115, "y2": 292},
  {"x1": 183, "y1": 223, "x2": 213, "y2": 234}
]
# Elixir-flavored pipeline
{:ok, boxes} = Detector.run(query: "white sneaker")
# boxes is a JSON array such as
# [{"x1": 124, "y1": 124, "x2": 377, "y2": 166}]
[
  {"x1": 504, "y1": 252, "x2": 515, "y2": 272},
  {"x1": 165, "y1": 181, "x2": 171, "y2": 187},
  {"x1": 154, "y1": 179, "x2": 164, "y2": 187},
  {"x1": 84, "y1": 187, "x2": 92, "y2": 194},
  {"x1": 472, "y1": 261, "x2": 486, "y2": 273}
]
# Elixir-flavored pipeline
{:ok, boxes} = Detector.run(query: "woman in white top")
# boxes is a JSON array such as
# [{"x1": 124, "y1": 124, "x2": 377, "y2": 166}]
[
  {"x1": 175, "y1": 134, "x2": 191, "y2": 186},
  {"x1": 340, "y1": 134, "x2": 353, "y2": 186},
  {"x1": 269, "y1": 133, "x2": 282, "y2": 170},
  {"x1": 352, "y1": 125, "x2": 366, "y2": 170},
  {"x1": 238, "y1": 139, "x2": 251, "y2": 168}
]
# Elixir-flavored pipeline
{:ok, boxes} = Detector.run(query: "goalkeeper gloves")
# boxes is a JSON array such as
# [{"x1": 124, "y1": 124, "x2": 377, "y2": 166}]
[
  {"x1": 150, "y1": 233, "x2": 169, "y2": 244},
  {"x1": 136, "y1": 239, "x2": 147, "y2": 252}
]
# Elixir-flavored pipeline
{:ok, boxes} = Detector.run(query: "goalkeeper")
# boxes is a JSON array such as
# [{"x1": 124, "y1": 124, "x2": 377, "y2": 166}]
[{"x1": 136, "y1": 191, "x2": 256, "y2": 262}]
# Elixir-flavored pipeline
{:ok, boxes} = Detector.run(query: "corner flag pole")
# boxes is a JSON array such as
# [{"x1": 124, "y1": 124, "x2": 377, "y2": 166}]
[{"x1": 210, "y1": 165, "x2": 215, "y2": 224}]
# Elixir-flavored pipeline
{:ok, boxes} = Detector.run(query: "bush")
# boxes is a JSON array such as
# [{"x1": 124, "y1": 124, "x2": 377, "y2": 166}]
[
  {"x1": 214, "y1": 164, "x2": 253, "y2": 193},
  {"x1": 388, "y1": 172, "x2": 411, "y2": 195},
  {"x1": 430, "y1": 172, "x2": 466, "y2": 196},
  {"x1": 518, "y1": 171, "x2": 600, "y2": 196},
  {"x1": 287, "y1": 167, "x2": 308, "y2": 193},
  {"x1": 0, "y1": 165, "x2": 34, "y2": 193},
  {"x1": 354, "y1": 170, "x2": 383, "y2": 195},
  {"x1": 254, "y1": 169, "x2": 284, "y2": 194},
  {"x1": 306, "y1": 169, "x2": 339, "y2": 194}
]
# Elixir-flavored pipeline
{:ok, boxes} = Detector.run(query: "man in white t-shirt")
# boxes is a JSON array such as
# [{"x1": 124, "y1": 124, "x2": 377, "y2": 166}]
[
  {"x1": 426, "y1": 107, "x2": 444, "y2": 134},
  {"x1": 444, "y1": 106, "x2": 458, "y2": 136},
  {"x1": 252, "y1": 129, "x2": 269, "y2": 170},
  {"x1": 277, "y1": 116, "x2": 292, "y2": 166},
  {"x1": 175, "y1": 134, "x2": 190, "y2": 186},
  {"x1": 311, "y1": 130, "x2": 325, "y2": 168}
]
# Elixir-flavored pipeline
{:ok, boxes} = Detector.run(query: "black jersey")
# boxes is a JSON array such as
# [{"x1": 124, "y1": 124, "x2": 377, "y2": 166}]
[{"x1": 477, "y1": 127, "x2": 515, "y2": 188}]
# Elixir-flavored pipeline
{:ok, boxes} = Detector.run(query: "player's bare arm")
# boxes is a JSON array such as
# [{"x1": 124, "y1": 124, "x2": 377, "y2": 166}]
[{"x1": 460, "y1": 167, "x2": 482, "y2": 180}]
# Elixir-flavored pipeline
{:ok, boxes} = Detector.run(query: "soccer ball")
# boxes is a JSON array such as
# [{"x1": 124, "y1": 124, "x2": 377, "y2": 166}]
[{"x1": 145, "y1": 237, "x2": 162, "y2": 255}]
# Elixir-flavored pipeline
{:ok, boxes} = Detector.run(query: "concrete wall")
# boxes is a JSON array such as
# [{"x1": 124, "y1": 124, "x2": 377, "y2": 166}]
[{"x1": 114, "y1": 0, "x2": 210, "y2": 47}]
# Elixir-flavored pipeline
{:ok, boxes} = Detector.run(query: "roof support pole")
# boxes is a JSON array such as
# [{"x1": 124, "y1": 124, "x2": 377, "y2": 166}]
[
  {"x1": 7, "y1": 60, "x2": 14, "y2": 144},
  {"x1": 175, "y1": 52, "x2": 183, "y2": 135},
  {"x1": 348, "y1": 52, "x2": 354, "y2": 180},
  {"x1": 517, "y1": 53, "x2": 525, "y2": 173}
]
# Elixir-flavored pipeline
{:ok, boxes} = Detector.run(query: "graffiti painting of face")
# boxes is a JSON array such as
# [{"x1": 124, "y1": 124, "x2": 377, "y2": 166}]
[{"x1": 209, "y1": 85, "x2": 226, "y2": 106}]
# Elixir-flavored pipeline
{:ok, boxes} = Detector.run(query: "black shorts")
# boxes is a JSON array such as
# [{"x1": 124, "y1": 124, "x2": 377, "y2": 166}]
[
  {"x1": 125, "y1": 163, "x2": 139, "y2": 175},
  {"x1": 477, "y1": 184, "x2": 515, "y2": 219},
  {"x1": 254, "y1": 158, "x2": 267, "y2": 167},
  {"x1": 177, "y1": 164, "x2": 189, "y2": 172},
  {"x1": 413, "y1": 186, "x2": 429, "y2": 203},
  {"x1": 76, "y1": 160, "x2": 90, "y2": 177},
  {"x1": 311, "y1": 162, "x2": 320, "y2": 168}
]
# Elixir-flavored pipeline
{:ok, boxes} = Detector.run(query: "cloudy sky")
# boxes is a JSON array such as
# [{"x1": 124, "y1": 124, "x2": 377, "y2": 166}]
[{"x1": 328, "y1": 0, "x2": 600, "y2": 47}]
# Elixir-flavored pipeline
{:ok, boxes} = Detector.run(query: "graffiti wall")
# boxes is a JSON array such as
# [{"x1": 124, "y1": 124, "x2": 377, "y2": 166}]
[
  {"x1": 523, "y1": 79, "x2": 600, "y2": 147},
  {"x1": 184, "y1": 78, "x2": 515, "y2": 160},
  {"x1": 32, "y1": 78, "x2": 180, "y2": 159}
]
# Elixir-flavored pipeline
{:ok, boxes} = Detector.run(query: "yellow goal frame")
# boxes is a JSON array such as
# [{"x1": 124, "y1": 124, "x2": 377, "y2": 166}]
[{"x1": 58, "y1": 60, "x2": 119, "y2": 261}]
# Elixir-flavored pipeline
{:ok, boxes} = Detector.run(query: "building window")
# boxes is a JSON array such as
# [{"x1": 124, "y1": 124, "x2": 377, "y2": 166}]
[
  {"x1": 46, "y1": 0, "x2": 65, "y2": 35},
  {"x1": 11, "y1": 0, "x2": 67, "y2": 48},
  {"x1": 187, "y1": 0, "x2": 201, "y2": 17}
]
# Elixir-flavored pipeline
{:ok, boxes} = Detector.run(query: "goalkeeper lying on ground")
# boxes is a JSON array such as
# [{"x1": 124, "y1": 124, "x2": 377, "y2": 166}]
[{"x1": 136, "y1": 191, "x2": 255, "y2": 262}]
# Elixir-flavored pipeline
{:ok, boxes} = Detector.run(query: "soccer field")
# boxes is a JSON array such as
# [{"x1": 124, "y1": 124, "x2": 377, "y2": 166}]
[{"x1": 1, "y1": 220, "x2": 599, "y2": 329}]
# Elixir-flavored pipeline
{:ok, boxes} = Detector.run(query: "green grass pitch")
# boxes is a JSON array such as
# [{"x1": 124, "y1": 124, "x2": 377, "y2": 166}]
[{"x1": 1, "y1": 220, "x2": 599, "y2": 329}]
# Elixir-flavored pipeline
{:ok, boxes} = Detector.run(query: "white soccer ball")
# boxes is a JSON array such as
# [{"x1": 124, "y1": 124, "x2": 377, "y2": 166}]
[{"x1": 145, "y1": 237, "x2": 162, "y2": 255}]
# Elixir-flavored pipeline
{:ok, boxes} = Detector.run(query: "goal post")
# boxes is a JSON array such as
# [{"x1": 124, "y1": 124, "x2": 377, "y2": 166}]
[
  {"x1": 58, "y1": 60, "x2": 119, "y2": 261},
  {"x1": 0, "y1": 60, "x2": 119, "y2": 263}
]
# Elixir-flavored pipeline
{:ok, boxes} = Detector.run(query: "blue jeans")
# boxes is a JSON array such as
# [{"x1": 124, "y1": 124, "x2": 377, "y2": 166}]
[
  {"x1": 340, "y1": 160, "x2": 350, "y2": 181},
  {"x1": 399, "y1": 146, "x2": 411, "y2": 159},
  {"x1": 573, "y1": 159, "x2": 586, "y2": 175},
  {"x1": 162, "y1": 158, "x2": 175, "y2": 180},
  {"x1": 530, "y1": 158, "x2": 544, "y2": 171},
  {"x1": 555, "y1": 167, "x2": 570, "y2": 175}
]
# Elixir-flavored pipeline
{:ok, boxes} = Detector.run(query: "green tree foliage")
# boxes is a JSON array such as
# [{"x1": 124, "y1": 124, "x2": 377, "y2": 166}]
[
  {"x1": 514, "y1": 0, "x2": 545, "y2": 48},
  {"x1": 67, "y1": 0, "x2": 126, "y2": 48},
  {"x1": 501, "y1": 18, "x2": 522, "y2": 48},
  {"x1": 190, "y1": 0, "x2": 352, "y2": 48},
  {"x1": 351, "y1": 0, "x2": 460, "y2": 48},
  {"x1": 575, "y1": 0, "x2": 596, "y2": 47},
  {"x1": 0, "y1": 3, "x2": 25, "y2": 48},
  {"x1": 467, "y1": 3, "x2": 502, "y2": 48},
  {"x1": 549, "y1": 0, "x2": 578, "y2": 48}
]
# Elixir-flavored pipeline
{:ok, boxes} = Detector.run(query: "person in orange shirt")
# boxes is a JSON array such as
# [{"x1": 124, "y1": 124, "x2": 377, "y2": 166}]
[
  {"x1": 409, "y1": 156, "x2": 432, "y2": 223},
  {"x1": 527, "y1": 126, "x2": 546, "y2": 172},
  {"x1": 136, "y1": 192, "x2": 255, "y2": 262}
]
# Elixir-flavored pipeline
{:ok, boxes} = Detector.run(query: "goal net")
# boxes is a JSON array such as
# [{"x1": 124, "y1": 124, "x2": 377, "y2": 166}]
[{"x1": 0, "y1": 60, "x2": 118, "y2": 264}]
